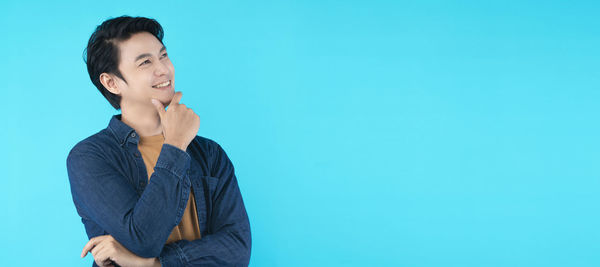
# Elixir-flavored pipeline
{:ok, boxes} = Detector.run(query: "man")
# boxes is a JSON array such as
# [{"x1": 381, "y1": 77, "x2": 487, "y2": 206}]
[{"x1": 67, "y1": 16, "x2": 251, "y2": 267}]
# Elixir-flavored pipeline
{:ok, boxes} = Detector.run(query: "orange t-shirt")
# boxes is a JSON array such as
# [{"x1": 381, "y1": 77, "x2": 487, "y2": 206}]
[{"x1": 138, "y1": 134, "x2": 201, "y2": 244}]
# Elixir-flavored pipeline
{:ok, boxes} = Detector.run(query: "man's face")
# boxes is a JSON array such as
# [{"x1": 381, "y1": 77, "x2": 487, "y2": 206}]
[{"x1": 113, "y1": 31, "x2": 175, "y2": 108}]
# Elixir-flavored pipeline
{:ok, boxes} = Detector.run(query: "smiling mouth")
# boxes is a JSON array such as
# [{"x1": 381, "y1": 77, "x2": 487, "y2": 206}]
[{"x1": 152, "y1": 80, "x2": 171, "y2": 88}]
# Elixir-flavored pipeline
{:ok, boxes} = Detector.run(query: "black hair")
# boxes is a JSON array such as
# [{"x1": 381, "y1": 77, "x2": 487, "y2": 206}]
[{"x1": 83, "y1": 16, "x2": 164, "y2": 110}]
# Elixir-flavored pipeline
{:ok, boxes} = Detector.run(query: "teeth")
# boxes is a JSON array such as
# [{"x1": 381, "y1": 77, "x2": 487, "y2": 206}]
[{"x1": 153, "y1": 80, "x2": 170, "y2": 88}]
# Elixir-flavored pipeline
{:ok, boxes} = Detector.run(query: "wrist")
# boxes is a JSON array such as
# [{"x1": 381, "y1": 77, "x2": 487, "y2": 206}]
[
  {"x1": 140, "y1": 257, "x2": 161, "y2": 267},
  {"x1": 164, "y1": 140, "x2": 187, "y2": 151},
  {"x1": 152, "y1": 257, "x2": 162, "y2": 267}
]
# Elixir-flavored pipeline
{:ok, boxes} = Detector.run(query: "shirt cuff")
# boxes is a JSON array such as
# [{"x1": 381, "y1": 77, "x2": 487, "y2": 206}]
[
  {"x1": 159, "y1": 242, "x2": 185, "y2": 267},
  {"x1": 154, "y1": 143, "x2": 191, "y2": 180}
]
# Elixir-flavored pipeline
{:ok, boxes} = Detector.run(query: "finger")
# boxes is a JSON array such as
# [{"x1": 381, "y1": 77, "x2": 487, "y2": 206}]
[
  {"x1": 96, "y1": 257, "x2": 112, "y2": 267},
  {"x1": 91, "y1": 241, "x2": 104, "y2": 259},
  {"x1": 92, "y1": 245, "x2": 108, "y2": 265},
  {"x1": 81, "y1": 236, "x2": 105, "y2": 258},
  {"x1": 151, "y1": 99, "x2": 166, "y2": 119},
  {"x1": 170, "y1": 91, "x2": 183, "y2": 106}
]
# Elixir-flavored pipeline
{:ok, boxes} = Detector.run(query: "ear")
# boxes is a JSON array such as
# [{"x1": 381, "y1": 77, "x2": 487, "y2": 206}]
[{"x1": 99, "y1": 73, "x2": 121, "y2": 95}]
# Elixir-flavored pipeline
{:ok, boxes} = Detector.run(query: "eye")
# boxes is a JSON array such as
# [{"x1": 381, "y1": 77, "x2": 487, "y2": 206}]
[
  {"x1": 139, "y1": 59, "x2": 151, "y2": 66},
  {"x1": 161, "y1": 53, "x2": 168, "y2": 59}
]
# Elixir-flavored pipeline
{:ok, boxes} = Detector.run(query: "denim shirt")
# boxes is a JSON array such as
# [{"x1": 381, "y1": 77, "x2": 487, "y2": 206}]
[{"x1": 66, "y1": 114, "x2": 251, "y2": 267}]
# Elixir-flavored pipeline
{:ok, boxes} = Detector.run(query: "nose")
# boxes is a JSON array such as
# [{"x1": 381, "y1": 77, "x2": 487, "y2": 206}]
[{"x1": 154, "y1": 60, "x2": 169, "y2": 76}]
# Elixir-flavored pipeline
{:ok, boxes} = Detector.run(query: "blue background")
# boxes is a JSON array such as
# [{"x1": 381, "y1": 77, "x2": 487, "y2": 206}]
[{"x1": 1, "y1": 0, "x2": 599, "y2": 266}]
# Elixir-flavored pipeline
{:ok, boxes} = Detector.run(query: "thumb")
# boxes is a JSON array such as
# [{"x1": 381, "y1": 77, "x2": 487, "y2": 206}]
[{"x1": 151, "y1": 99, "x2": 166, "y2": 119}]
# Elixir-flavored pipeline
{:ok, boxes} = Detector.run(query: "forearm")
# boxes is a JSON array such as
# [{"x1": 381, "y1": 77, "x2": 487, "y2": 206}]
[
  {"x1": 141, "y1": 257, "x2": 162, "y2": 267},
  {"x1": 110, "y1": 144, "x2": 192, "y2": 256},
  {"x1": 159, "y1": 226, "x2": 251, "y2": 267},
  {"x1": 69, "y1": 143, "x2": 192, "y2": 258}
]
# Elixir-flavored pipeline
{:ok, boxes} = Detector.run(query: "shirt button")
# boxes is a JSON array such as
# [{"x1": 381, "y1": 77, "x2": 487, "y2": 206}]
[
  {"x1": 130, "y1": 132, "x2": 136, "y2": 138},
  {"x1": 139, "y1": 181, "x2": 145, "y2": 187},
  {"x1": 134, "y1": 152, "x2": 141, "y2": 157}
]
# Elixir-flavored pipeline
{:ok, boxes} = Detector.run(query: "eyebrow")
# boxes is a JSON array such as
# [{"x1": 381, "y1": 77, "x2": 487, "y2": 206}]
[{"x1": 134, "y1": 46, "x2": 167, "y2": 62}]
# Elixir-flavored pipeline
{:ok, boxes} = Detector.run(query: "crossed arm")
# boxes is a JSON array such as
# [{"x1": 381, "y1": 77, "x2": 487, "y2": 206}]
[{"x1": 68, "y1": 141, "x2": 251, "y2": 267}]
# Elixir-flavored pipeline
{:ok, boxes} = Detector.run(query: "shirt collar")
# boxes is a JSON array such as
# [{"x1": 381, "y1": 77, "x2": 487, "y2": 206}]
[{"x1": 107, "y1": 114, "x2": 139, "y2": 146}]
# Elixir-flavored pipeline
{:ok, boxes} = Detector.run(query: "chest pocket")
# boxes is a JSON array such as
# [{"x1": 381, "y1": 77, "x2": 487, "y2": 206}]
[{"x1": 191, "y1": 174, "x2": 220, "y2": 236}]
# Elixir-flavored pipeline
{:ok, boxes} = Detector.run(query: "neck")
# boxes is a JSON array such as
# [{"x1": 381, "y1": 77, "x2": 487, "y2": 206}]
[{"x1": 120, "y1": 103, "x2": 163, "y2": 137}]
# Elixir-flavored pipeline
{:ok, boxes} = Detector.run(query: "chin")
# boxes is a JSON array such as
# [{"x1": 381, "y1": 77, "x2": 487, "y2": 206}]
[
  {"x1": 149, "y1": 90, "x2": 175, "y2": 107},
  {"x1": 162, "y1": 90, "x2": 176, "y2": 106}
]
